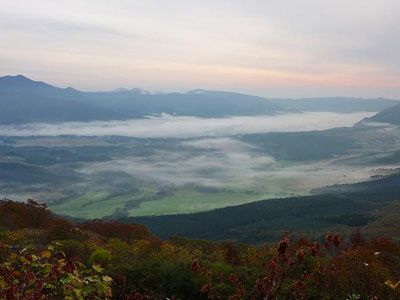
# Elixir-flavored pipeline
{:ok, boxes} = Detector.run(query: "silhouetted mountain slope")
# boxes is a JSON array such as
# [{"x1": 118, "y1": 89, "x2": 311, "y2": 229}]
[
  {"x1": 0, "y1": 75, "x2": 126, "y2": 124},
  {"x1": 1, "y1": 75, "x2": 399, "y2": 124},
  {"x1": 364, "y1": 103, "x2": 400, "y2": 125},
  {"x1": 0, "y1": 75, "x2": 284, "y2": 124},
  {"x1": 83, "y1": 89, "x2": 284, "y2": 118},
  {"x1": 0, "y1": 75, "x2": 53, "y2": 90}
]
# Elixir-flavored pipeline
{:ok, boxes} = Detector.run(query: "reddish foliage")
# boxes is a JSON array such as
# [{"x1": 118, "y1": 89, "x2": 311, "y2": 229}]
[
  {"x1": 45, "y1": 217, "x2": 77, "y2": 241},
  {"x1": 80, "y1": 220, "x2": 152, "y2": 241},
  {"x1": 191, "y1": 259, "x2": 201, "y2": 273},
  {"x1": 220, "y1": 241, "x2": 241, "y2": 265},
  {"x1": 277, "y1": 234, "x2": 289, "y2": 255},
  {"x1": 1, "y1": 199, "x2": 400, "y2": 299},
  {"x1": 200, "y1": 283, "x2": 212, "y2": 294},
  {"x1": 0, "y1": 199, "x2": 52, "y2": 229}
]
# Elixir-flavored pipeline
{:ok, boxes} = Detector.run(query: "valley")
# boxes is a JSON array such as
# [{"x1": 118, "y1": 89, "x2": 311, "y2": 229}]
[
  {"x1": 1, "y1": 116, "x2": 400, "y2": 219},
  {"x1": 1, "y1": 75, "x2": 400, "y2": 220}
]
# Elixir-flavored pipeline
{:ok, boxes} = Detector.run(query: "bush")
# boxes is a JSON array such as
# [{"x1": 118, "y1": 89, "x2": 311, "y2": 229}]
[
  {"x1": 88, "y1": 248, "x2": 111, "y2": 266},
  {"x1": 0, "y1": 245, "x2": 112, "y2": 299}
]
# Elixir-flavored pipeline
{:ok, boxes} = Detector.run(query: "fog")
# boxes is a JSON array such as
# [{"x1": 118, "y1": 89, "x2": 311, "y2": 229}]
[
  {"x1": 79, "y1": 136, "x2": 385, "y2": 195},
  {"x1": 0, "y1": 112, "x2": 375, "y2": 138},
  {"x1": 2, "y1": 110, "x2": 397, "y2": 217},
  {"x1": 79, "y1": 138, "x2": 276, "y2": 187}
]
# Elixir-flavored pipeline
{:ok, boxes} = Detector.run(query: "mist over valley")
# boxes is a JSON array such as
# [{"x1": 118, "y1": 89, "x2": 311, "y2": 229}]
[{"x1": 0, "y1": 79, "x2": 399, "y2": 218}]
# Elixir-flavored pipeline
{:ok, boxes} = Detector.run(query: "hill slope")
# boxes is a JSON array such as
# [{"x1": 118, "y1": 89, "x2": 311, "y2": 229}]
[
  {"x1": 127, "y1": 172, "x2": 400, "y2": 243},
  {"x1": 364, "y1": 103, "x2": 400, "y2": 125},
  {"x1": 0, "y1": 75, "x2": 127, "y2": 124}
]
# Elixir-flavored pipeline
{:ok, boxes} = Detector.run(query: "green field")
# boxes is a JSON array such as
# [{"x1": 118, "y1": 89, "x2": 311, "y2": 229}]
[
  {"x1": 128, "y1": 189, "x2": 263, "y2": 216},
  {"x1": 50, "y1": 189, "x2": 157, "y2": 219},
  {"x1": 49, "y1": 178, "x2": 308, "y2": 219},
  {"x1": 128, "y1": 182, "x2": 307, "y2": 217}
]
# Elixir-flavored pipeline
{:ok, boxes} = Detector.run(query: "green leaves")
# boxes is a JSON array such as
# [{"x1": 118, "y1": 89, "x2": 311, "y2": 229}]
[{"x1": 92, "y1": 264, "x2": 104, "y2": 273}]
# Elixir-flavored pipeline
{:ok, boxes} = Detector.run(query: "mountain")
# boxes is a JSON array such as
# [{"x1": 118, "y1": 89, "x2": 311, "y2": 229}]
[
  {"x1": 0, "y1": 74, "x2": 53, "y2": 90},
  {"x1": 362, "y1": 103, "x2": 400, "y2": 125},
  {"x1": 0, "y1": 75, "x2": 127, "y2": 124},
  {"x1": 83, "y1": 89, "x2": 285, "y2": 118},
  {"x1": 0, "y1": 75, "x2": 284, "y2": 124},
  {"x1": 0, "y1": 75, "x2": 399, "y2": 124}
]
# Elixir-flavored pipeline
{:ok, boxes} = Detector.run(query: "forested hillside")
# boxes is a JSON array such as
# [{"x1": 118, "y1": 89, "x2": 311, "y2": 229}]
[{"x1": 1, "y1": 199, "x2": 399, "y2": 299}]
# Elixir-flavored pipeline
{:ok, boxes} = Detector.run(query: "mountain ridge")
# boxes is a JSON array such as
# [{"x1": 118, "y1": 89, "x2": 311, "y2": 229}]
[{"x1": 0, "y1": 75, "x2": 399, "y2": 124}]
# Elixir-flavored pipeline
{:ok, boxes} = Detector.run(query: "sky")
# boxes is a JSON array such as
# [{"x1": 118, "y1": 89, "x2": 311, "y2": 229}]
[{"x1": 0, "y1": 0, "x2": 399, "y2": 98}]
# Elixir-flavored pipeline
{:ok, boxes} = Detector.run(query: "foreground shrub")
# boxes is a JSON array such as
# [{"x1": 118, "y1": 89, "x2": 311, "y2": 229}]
[
  {"x1": 88, "y1": 248, "x2": 111, "y2": 266},
  {"x1": 1, "y1": 199, "x2": 400, "y2": 299},
  {"x1": 81, "y1": 220, "x2": 152, "y2": 242},
  {"x1": 0, "y1": 244, "x2": 112, "y2": 299}
]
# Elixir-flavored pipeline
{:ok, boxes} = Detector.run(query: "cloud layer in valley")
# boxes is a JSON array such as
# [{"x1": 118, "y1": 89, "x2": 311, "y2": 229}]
[
  {"x1": 79, "y1": 136, "x2": 385, "y2": 192},
  {"x1": 79, "y1": 138, "x2": 275, "y2": 187},
  {"x1": 0, "y1": 112, "x2": 374, "y2": 138}
]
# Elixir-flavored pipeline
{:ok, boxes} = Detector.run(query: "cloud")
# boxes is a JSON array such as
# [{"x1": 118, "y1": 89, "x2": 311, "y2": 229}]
[
  {"x1": 0, "y1": 112, "x2": 375, "y2": 138},
  {"x1": 1, "y1": 1, "x2": 400, "y2": 97},
  {"x1": 78, "y1": 137, "x2": 276, "y2": 187},
  {"x1": 78, "y1": 136, "x2": 386, "y2": 191},
  {"x1": 0, "y1": 14, "x2": 132, "y2": 38}
]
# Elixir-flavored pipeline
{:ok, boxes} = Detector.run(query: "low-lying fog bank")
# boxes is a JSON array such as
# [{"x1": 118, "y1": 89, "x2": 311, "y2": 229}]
[{"x1": 0, "y1": 112, "x2": 375, "y2": 138}]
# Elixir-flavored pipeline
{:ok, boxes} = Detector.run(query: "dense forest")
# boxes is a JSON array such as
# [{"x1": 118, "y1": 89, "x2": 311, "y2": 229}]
[{"x1": 1, "y1": 199, "x2": 400, "y2": 299}]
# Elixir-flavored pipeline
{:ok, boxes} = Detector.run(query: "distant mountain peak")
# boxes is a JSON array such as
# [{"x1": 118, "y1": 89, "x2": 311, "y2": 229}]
[
  {"x1": 13, "y1": 74, "x2": 29, "y2": 79},
  {"x1": 0, "y1": 74, "x2": 53, "y2": 89},
  {"x1": 2, "y1": 74, "x2": 32, "y2": 82}
]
